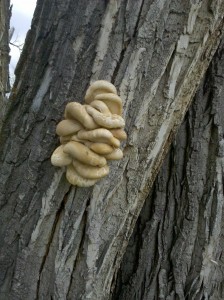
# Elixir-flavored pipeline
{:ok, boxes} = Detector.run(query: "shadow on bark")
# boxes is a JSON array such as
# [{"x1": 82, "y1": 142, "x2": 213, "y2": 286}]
[{"x1": 113, "y1": 38, "x2": 224, "y2": 300}]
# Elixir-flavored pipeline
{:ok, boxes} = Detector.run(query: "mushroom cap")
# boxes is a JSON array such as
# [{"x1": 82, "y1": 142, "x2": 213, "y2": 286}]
[
  {"x1": 51, "y1": 145, "x2": 72, "y2": 166},
  {"x1": 77, "y1": 128, "x2": 120, "y2": 148},
  {"x1": 95, "y1": 93, "x2": 122, "y2": 115},
  {"x1": 109, "y1": 129, "x2": 127, "y2": 140},
  {"x1": 85, "y1": 106, "x2": 125, "y2": 129},
  {"x1": 56, "y1": 119, "x2": 83, "y2": 136},
  {"x1": 65, "y1": 102, "x2": 98, "y2": 130},
  {"x1": 70, "y1": 134, "x2": 86, "y2": 143},
  {"x1": 63, "y1": 141, "x2": 107, "y2": 167},
  {"x1": 66, "y1": 164, "x2": 97, "y2": 187},
  {"x1": 85, "y1": 80, "x2": 117, "y2": 103},
  {"x1": 104, "y1": 148, "x2": 123, "y2": 160},
  {"x1": 89, "y1": 142, "x2": 114, "y2": 155},
  {"x1": 90, "y1": 100, "x2": 111, "y2": 116},
  {"x1": 72, "y1": 159, "x2": 109, "y2": 179}
]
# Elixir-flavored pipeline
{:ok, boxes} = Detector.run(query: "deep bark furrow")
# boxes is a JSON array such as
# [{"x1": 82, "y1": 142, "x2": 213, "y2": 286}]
[
  {"x1": 113, "y1": 37, "x2": 224, "y2": 300},
  {"x1": 36, "y1": 187, "x2": 72, "y2": 299}
]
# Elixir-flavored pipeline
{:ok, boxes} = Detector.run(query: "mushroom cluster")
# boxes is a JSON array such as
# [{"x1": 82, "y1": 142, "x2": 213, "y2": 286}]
[{"x1": 51, "y1": 80, "x2": 127, "y2": 187}]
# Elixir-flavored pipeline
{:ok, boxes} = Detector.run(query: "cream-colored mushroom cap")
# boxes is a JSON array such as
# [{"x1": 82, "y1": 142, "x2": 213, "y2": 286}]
[
  {"x1": 104, "y1": 148, "x2": 123, "y2": 160},
  {"x1": 90, "y1": 100, "x2": 111, "y2": 116},
  {"x1": 63, "y1": 141, "x2": 107, "y2": 167},
  {"x1": 64, "y1": 102, "x2": 98, "y2": 130},
  {"x1": 95, "y1": 93, "x2": 122, "y2": 115},
  {"x1": 66, "y1": 164, "x2": 97, "y2": 187},
  {"x1": 90, "y1": 142, "x2": 114, "y2": 155},
  {"x1": 51, "y1": 145, "x2": 72, "y2": 167},
  {"x1": 72, "y1": 159, "x2": 109, "y2": 179},
  {"x1": 56, "y1": 119, "x2": 83, "y2": 136},
  {"x1": 77, "y1": 128, "x2": 120, "y2": 148},
  {"x1": 70, "y1": 134, "x2": 86, "y2": 143},
  {"x1": 85, "y1": 80, "x2": 117, "y2": 103},
  {"x1": 110, "y1": 129, "x2": 127, "y2": 140},
  {"x1": 85, "y1": 106, "x2": 125, "y2": 129}
]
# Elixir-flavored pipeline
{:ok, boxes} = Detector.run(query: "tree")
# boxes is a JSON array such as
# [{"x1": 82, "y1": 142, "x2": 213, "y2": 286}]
[
  {"x1": 113, "y1": 40, "x2": 224, "y2": 300},
  {"x1": 0, "y1": 0, "x2": 10, "y2": 130},
  {"x1": 0, "y1": 0, "x2": 224, "y2": 299}
]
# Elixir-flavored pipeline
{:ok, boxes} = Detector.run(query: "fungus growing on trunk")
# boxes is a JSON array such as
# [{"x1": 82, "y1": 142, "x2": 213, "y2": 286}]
[
  {"x1": 51, "y1": 80, "x2": 126, "y2": 187},
  {"x1": 51, "y1": 145, "x2": 72, "y2": 166},
  {"x1": 85, "y1": 106, "x2": 125, "y2": 129},
  {"x1": 77, "y1": 128, "x2": 120, "y2": 147},
  {"x1": 85, "y1": 80, "x2": 117, "y2": 103},
  {"x1": 89, "y1": 143, "x2": 114, "y2": 155},
  {"x1": 95, "y1": 93, "x2": 122, "y2": 115},
  {"x1": 63, "y1": 141, "x2": 107, "y2": 167},
  {"x1": 56, "y1": 119, "x2": 83, "y2": 136}
]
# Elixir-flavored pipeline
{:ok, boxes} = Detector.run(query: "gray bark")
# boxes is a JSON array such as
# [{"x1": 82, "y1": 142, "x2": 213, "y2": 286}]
[
  {"x1": 0, "y1": 0, "x2": 224, "y2": 299},
  {"x1": 112, "y1": 38, "x2": 224, "y2": 300},
  {"x1": 0, "y1": 0, "x2": 10, "y2": 128}
]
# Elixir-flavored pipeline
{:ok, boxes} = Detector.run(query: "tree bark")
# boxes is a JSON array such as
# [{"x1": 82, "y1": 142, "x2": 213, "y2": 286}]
[
  {"x1": 0, "y1": 0, "x2": 10, "y2": 129},
  {"x1": 0, "y1": 0, "x2": 224, "y2": 299},
  {"x1": 112, "y1": 37, "x2": 224, "y2": 300}
]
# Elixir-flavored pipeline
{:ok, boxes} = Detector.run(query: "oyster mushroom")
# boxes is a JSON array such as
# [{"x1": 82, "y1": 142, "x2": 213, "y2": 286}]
[
  {"x1": 65, "y1": 102, "x2": 98, "y2": 129},
  {"x1": 66, "y1": 164, "x2": 97, "y2": 187},
  {"x1": 90, "y1": 100, "x2": 111, "y2": 116},
  {"x1": 104, "y1": 148, "x2": 123, "y2": 160},
  {"x1": 85, "y1": 80, "x2": 117, "y2": 103},
  {"x1": 109, "y1": 128, "x2": 127, "y2": 140},
  {"x1": 85, "y1": 105, "x2": 125, "y2": 129},
  {"x1": 95, "y1": 93, "x2": 122, "y2": 115},
  {"x1": 51, "y1": 145, "x2": 72, "y2": 166},
  {"x1": 56, "y1": 119, "x2": 83, "y2": 136},
  {"x1": 72, "y1": 159, "x2": 109, "y2": 179},
  {"x1": 63, "y1": 141, "x2": 107, "y2": 167},
  {"x1": 89, "y1": 142, "x2": 114, "y2": 155},
  {"x1": 77, "y1": 128, "x2": 120, "y2": 148},
  {"x1": 51, "y1": 80, "x2": 126, "y2": 187}
]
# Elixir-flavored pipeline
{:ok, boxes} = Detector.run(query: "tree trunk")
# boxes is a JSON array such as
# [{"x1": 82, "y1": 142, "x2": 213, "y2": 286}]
[
  {"x1": 0, "y1": 0, "x2": 10, "y2": 129},
  {"x1": 112, "y1": 37, "x2": 224, "y2": 300},
  {"x1": 0, "y1": 0, "x2": 224, "y2": 299}
]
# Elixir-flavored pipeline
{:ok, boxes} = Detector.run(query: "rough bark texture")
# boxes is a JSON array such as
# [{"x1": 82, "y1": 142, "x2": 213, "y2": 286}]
[
  {"x1": 112, "y1": 38, "x2": 224, "y2": 300},
  {"x1": 0, "y1": 0, "x2": 10, "y2": 128},
  {"x1": 0, "y1": 0, "x2": 224, "y2": 299}
]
